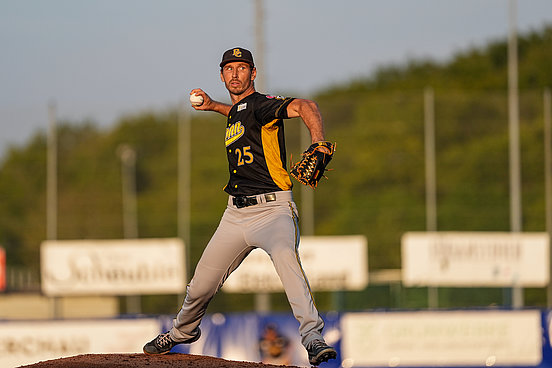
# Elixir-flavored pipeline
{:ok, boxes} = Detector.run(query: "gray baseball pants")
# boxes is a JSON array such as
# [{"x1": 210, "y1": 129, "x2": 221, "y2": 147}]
[{"x1": 169, "y1": 190, "x2": 325, "y2": 348}]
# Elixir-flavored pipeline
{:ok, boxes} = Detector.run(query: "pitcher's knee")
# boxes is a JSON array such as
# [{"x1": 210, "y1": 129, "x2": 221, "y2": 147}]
[{"x1": 270, "y1": 245, "x2": 297, "y2": 262}]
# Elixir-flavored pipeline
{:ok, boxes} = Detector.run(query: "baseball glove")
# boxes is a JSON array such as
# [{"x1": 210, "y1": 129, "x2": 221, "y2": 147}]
[{"x1": 290, "y1": 141, "x2": 335, "y2": 189}]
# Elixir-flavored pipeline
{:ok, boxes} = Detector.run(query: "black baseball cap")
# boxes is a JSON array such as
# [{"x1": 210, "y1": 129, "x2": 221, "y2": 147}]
[{"x1": 220, "y1": 47, "x2": 255, "y2": 68}]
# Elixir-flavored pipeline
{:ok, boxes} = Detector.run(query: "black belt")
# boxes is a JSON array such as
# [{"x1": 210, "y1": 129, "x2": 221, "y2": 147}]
[{"x1": 232, "y1": 193, "x2": 277, "y2": 208}]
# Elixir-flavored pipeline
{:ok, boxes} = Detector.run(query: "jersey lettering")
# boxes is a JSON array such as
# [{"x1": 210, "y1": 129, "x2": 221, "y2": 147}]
[{"x1": 225, "y1": 121, "x2": 245, "y2": 147}]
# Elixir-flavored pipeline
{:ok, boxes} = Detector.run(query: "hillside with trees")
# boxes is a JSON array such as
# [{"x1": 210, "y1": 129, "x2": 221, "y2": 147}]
[{"x1": 1, "y1": 25, "x2": 551, "y2": 311}]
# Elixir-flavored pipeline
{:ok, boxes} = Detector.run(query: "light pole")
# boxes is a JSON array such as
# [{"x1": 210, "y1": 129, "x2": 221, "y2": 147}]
[
  {"x1": 508, "y1": 0, "x2": 523, "y2": 308},
  {"x1": 424, "y1": 87, "x2": 438, "y2": 308},
  {"x1": 47, "y1": 102, "x2": 57, "y2": 241},
  {"x1": 255, "y1": 0, "x2": 265, "y2": 93},
  {"x1": 117, "y1": 144, "x2": 140, "y2": 314},
  {"x1": 178, "y1": 102, "x2": 191, "y2": 287},
  {"x1": 47, "y1": 101, "x2": 60, "y2": 318}
]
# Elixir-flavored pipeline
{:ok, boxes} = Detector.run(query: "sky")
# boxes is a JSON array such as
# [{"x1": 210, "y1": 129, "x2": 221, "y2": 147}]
[{"x1": 1, "y1": 0, "x2": 551, "y2": 158}]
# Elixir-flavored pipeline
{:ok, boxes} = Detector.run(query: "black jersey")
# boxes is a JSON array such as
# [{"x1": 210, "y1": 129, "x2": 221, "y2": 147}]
[{"x1": 223, "y1": 92, "x2": 295, "y2": 196}]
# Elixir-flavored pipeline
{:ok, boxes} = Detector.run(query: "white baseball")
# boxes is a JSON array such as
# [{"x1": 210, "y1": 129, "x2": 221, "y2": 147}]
[{"x1": 190, "y1": 93, "x2": 204, "y2": 106}]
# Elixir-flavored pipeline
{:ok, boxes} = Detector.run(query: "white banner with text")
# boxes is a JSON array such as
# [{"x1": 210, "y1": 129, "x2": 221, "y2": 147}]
[
  {"x1": 223, "y1": 235, "x2": 368, "y2": 292},
  {"x1": 41, "y1": 238, "x2": 186, "y2": 296},
  {"x1": 402, "y1": 232, "x2": 549, "y2": 287},
  {"x1": 0, "y1": 318, "x2": 159, "y2": 368},
  {"x1": 341, "y1": 310, "x2": 542, "y2": 367}
]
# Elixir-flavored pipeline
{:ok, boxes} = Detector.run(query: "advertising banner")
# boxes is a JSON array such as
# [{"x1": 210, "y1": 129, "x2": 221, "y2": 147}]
[
  {"x1": 402, "y1": 232, "x2": 549, "y2": 287},
  {"x1": 0, "y1": 318, "x2": 159, "y2": 368},
  {"x1": 222, "y1": 235, "x2": 368, "y2": 293},
  {"x1": 41, "y1": 238, "x2": 186, "y2": 296},
  {"x1": 341, "y1": 310, "x2": 542, "y2": 367}
]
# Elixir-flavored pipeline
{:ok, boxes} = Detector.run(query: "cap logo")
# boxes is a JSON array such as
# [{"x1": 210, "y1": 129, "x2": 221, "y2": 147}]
[{"x1": 232, "y1": 48, "x2": 242, "y2": 58}]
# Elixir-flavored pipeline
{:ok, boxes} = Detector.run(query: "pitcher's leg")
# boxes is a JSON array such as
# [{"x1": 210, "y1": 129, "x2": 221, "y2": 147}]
[
  {"x1": 170, "y1": 210, "x2": 253, "y2": 341},
  {"x1": 255, "y1": 203, "x2": 325, "y2": 347},
  {"x1": 269, "y1": 237, "x2": 325, "y2": 347}
]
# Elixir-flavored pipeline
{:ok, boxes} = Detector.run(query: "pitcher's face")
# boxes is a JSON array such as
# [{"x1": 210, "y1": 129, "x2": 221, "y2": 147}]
[{"x1": 220, "y1": 62, "x2": 256, "y2": 96}]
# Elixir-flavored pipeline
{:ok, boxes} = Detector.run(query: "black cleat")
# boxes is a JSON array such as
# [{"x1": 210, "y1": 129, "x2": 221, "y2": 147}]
[
  {"x1": 143, "y1": 327, "x2": 201, "y2": 355},
  {"x1": 306, "y1": 339, "x2": 337, "y2": 366}
]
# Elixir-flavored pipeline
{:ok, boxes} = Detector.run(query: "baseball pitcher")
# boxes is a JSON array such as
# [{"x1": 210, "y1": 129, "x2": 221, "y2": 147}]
[{"x1": 143, "y1": 47, "x2": 335, "y2": 366}]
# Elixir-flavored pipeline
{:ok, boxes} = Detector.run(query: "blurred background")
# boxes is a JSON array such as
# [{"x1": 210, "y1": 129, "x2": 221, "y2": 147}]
[{"x1": 1, "y1": 0, "x2": 552, "y2": 367}]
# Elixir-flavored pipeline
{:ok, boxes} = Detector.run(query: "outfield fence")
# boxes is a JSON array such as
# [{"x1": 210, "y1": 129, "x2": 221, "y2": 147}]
[{"x1": 1, "y1": 309, "x2": 551, "y2": 368}]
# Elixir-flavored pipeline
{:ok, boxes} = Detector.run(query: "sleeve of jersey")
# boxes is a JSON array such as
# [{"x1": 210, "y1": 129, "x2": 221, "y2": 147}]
[{"x1": 257, "y1": 96, "x2": 295, "y2": 124}]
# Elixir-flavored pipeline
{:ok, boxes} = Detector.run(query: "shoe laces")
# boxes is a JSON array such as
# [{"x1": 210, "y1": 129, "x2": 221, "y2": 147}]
[
  {"x1": 308, "y1": 339, "x2": 328, "y2": 351},
  {"x1": 156, "y1": 332, "x2": 173, "y2": 348}
]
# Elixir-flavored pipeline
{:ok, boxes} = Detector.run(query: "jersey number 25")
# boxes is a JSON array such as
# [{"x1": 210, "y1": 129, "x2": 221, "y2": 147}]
[{"x1": 235, "y1": 146, "x2": 254, "y2": 166}]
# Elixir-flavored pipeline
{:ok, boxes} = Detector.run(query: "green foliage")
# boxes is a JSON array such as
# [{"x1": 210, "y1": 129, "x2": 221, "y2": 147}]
[
  {"x1": 0, "y1": 134, "x2": 47, "y2": 267},
  {"x1": 0, "y1": 25, "x2": 551, "y2": 311}
]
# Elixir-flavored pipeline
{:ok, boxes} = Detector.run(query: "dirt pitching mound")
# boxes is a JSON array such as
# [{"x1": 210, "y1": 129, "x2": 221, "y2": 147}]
[{"x1": 18, "y1": 353, "x2": 304, "y2": 368}]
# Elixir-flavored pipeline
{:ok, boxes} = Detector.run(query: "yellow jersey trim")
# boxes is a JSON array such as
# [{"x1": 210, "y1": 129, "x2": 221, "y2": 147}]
[{"x1": 261, "y1": 119, "x2": 292, "y2": 190}]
